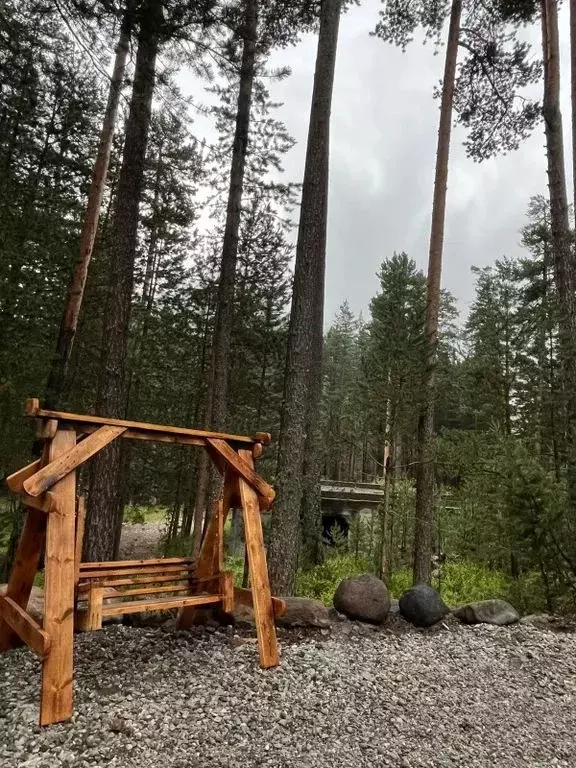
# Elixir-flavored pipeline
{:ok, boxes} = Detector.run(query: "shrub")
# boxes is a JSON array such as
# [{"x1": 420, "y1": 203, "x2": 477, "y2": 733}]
[{"x1": 224, "y1": 555, "x2": 245, "y2": 586}]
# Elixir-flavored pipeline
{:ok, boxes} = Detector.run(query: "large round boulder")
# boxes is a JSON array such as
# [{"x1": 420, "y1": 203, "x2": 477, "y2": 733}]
[
  {"x1": 454, "y1": 599, "x2": 519, "y2": 626},
  {"x1": 333, "y1": 573, "x2": 390, "y2": 623},
  {"x1": 399, "y1": 584, "x2": 449, "y2": 627}
]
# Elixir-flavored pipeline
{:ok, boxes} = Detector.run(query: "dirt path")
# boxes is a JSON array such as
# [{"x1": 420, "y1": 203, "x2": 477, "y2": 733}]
[{"x1": 118, "y1": 521, "x2": 165, "y2": 560}]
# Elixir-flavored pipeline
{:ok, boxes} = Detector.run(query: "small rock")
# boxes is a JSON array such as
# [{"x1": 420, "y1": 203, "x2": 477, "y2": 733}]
[
  {"x1": 109, "y1": 715, "x2": 133, "y2": 735},
  {"x1": 454, "y1": 599, "x2": 519, "y2": 626},
  {"x1": 276, "y1": 597, "x2": 331, "y2": 628},
  {"x1": 399, "y1": 584, "x2": 449, "y2": 627},
  {"x1": 520, "y1": 613, "x2": 553, "y2": 627},
  {"x1": 231, "y1": 635, "x2": 258, "y2": 648},
  {"x1": 333, "y1": 574, "x2": 390, "y2": 623}
]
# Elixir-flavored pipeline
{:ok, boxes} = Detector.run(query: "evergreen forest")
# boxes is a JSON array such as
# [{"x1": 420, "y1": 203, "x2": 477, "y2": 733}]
[{"x1": 1, "y1": 0, "x2": 576, "y2": 617}]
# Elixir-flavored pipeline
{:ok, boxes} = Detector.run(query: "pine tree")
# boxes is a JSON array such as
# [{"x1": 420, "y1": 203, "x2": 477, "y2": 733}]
[
  {"x1": 85, "y1": 0, "x2": 163, "y2": 561},
  {"x1": 268, "y1": 0, "x2": 343, "y2": 596}
]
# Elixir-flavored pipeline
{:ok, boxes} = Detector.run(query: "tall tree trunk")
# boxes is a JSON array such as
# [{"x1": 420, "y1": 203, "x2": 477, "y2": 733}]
[
  {"x1": 300, "y1": 293, "x2": 326, "y2": 568},
  {"x1": 44, "y1": 9, "x2": 132, "y2": 410},
  {"x1": 268, "y1": 0, "x2": 342, "y2": 596},
  {"x1": 191, "y1": 0, "x2": 258, "y2": 554},
  {"x1": 571, "y1": 0, "x2": 576, "y2": 219},
  {"x1": 413, "y1": 0, "x2": 461, "y2": 586},
  {"x1": 84, "y1": 5, "x2": 160, "y2": 562},
  {"x1": 541, "y1": 0, "x2": 576, "y2": 512}
]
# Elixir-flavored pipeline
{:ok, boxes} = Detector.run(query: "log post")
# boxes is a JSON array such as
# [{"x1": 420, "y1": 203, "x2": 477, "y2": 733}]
[
  {"x1": 40, "y1": 429, "x2": 77, "y2": 726},
  {"x1": 238, "y1": 449, "x2": 279, "y2": 668}
]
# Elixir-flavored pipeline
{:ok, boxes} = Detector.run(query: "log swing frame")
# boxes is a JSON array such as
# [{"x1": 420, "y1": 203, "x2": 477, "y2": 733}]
[{"x1": 0, "y1": 398, "x2": 285, "y2": 726}]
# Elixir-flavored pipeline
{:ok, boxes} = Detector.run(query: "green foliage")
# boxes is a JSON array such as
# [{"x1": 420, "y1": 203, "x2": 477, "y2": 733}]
[
  {"x1": 388, "y1": 568, "x2": 412, "y2": 598},
  {"x1": 437, "y1": 561, "x2": 511, "y2": 607},
  {"x1": 124, "y1": 505, "x2": 166, "y2": 525},
  {"x1": 296, "y1": 556, "x2": 560, "y2": 615},
  {"x1": 224, "y1": 555, "x2": 245, "y2": 586}
]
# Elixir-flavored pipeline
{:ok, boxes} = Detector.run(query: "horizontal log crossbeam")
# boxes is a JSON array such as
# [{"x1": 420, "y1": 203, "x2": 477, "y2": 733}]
[
  {"x1": 14, "y1": 401, "x2": 273, "y2": 504},
  {"x1": 25, "y1": 399, "x2": 269, "y2": 446}
]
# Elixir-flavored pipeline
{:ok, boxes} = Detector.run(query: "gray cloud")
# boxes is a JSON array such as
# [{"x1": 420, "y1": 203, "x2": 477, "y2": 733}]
[{"x1": 181, "y1": 0, "x2": 572, "y2": 325}]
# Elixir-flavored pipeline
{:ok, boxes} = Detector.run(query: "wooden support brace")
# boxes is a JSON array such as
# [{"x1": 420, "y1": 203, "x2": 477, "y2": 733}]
[
  {"x1": 6, "y1": 458, "x2": 42, "y2": 493},
  {"x1": 238, "y1": 449, "x2": 279, "y2": 668},
  {"x1": 24, "y1": 425, "x2": 126, "y2": 497},
  {"x1": 0, "y1": 503, "x2": 48, "y2": 653},
  {"x1": 206, "y1": 438, "x2": 275, "y2": 509},
  {"x1": 17, "y1": 490, "x2": 57, "y2": 514},
  {"x1": 0, "y1": 596, "x2": 51, "y2": 657}
]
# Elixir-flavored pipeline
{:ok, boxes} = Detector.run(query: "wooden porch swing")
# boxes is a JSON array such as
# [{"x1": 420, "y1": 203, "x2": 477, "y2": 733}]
[{"x1": 0, "y1": 399, "x2": 285, "y2": 726}]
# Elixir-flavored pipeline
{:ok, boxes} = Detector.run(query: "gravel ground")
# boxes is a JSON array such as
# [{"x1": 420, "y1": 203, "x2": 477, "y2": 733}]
[{"x1": 1, "y1": 618, "x2": 575, "y2": 768}]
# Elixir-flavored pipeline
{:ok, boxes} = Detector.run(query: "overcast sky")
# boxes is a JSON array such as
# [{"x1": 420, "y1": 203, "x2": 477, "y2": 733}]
[{"x1": 182, "y1": 0, "x2": 572, "y2": 325}]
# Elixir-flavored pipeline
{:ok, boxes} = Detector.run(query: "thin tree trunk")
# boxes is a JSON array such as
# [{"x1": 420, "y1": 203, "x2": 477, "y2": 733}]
[
  {"x1": 571, "y1": 0, "x2": 576, "y2": 221},
  {"x1": 191, "y1": 0, "x2": 258, "y2": 553},
  {"x1": 378, "y1": 394, "x2": 393, "y2": 582},
  {"x1": 268, "y1": 0, "x2": 342, "y2": 596},
  {"x1": 84, "y1": 5, "x2": 160, "y2": 562},
  {"x1": 44, "y1": 10, "x2": 132, "y2": 410},
  {"x1": 541, "y1": 0, "x2": 576, "y2": 513},
  {"x1": 413, "y1": 0, "x2": 461, "y2": 586}
]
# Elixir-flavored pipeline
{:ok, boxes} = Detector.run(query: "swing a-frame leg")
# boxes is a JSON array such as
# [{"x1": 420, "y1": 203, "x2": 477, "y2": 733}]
[
  {"x1": 0, "y1": 429, "x2": 77, "y2": 725},
  {"x1": 177, "y1": 452, "x2": 281, "y2": 668}
]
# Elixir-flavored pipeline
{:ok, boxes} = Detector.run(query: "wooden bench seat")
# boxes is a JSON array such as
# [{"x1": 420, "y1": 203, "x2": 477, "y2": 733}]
[{"x1": 75, "y1": 557, "x2": 234, "y2": 631}]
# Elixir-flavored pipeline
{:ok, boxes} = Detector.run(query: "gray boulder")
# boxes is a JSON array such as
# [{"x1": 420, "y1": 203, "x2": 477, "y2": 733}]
[
  {"x1": 454, "y1": 599, "x2": 519, "y2": 626},
  {"x1": 277, "y1": 597, "x2": 331, "y2": 628},
  {"x1": 399, "y1": 584, "x2": 449, "y2": 627},
  {"x1": 333, "y1": 574, "x2": 390, "y2": 623}
]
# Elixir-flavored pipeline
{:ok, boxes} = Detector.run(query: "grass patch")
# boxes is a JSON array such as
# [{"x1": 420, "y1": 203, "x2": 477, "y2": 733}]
[
  {"x1": 124, "y1": 504, "x2": 167, "y2": 525},
  {"x1": 295, "y1": 554, "x2": 555, "y2": 613}
]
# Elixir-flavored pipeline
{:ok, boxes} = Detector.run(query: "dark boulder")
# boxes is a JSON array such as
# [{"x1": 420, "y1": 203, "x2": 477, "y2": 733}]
[
  {"x1": 454, "y1": 599, "x2": 519, "y2": 626},
  {"x1": 399, "y1": 584, "x2": 449, "y2": 627},
  {"x1": 333, "y1": 574, "x2": 390, "y2": 623}
]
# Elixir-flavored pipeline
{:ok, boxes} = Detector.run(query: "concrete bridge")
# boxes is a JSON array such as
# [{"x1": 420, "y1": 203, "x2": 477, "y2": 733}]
[{"x1": 321, "y1": 480, "x2": 384, "y2": 541}]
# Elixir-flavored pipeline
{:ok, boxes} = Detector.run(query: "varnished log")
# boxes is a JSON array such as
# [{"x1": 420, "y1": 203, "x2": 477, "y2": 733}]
[
  {"x1": 238, "y1": 449, "x2": 279, "y2": 668},
  {"x1": 24, "y1": 425, "x2": 126, "y2": 497},
  {"x1": 40, "y1": 429, "x2": 77, "y2": 726},
  {"x1": 25, "y1": 399, "x2": 257, "y2": 445},
  {"x1": 206, "y1": 438, "x2": 275, "y2": 508},
  {"x1": 0, "y1": 596, "x2": 51, "y2": 657}
]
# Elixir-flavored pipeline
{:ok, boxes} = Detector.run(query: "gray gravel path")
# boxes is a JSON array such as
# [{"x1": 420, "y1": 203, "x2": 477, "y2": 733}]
[{"x1": 1, "y1": 620, "x2": 575, "y2": 767}]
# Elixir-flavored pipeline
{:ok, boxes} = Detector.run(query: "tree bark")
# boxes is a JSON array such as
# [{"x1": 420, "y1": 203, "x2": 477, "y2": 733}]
[
  {"x1": 413, "y1": 0, "x2": 461, "y2": 586},
  {"x1": 84, "y1": 4, "x2": 160, "y2": 562},
  {"x1": 300, "y1": 292, "x2": 326, "y2": 568},
  {"x1": 191, "y1": 0, "x2": 258, "y2": 554},
  {"x1": 44, "y1": 8, "x2": 132, "y2": 410},
  {"x1": 268, "y1": 0, "x2": 342, "y2": 596},
  {"x1": 541, "y1": 0, "x2": 576, "y2": 512},
  {"x1": 571, "y1": 0, "x2": 576, "y2": 218}
]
